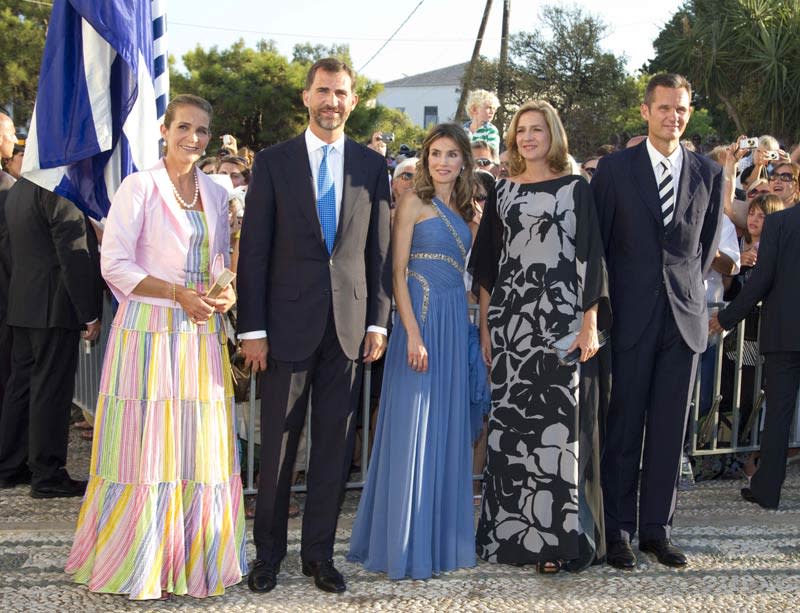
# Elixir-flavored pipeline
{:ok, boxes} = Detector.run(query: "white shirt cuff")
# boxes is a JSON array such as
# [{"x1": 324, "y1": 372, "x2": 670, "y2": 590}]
[
  {"x1": 238, "y1": 330, "x2": 267, "y2": 339},
  {"x1": 85, "y1": 318, "x2": 99, "y2": 326},
  {"x1": 367, "y1": 325, "x2": 387, "y2": 336}
]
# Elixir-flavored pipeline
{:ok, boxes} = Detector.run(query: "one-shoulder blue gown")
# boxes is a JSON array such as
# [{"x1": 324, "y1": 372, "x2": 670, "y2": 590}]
[{"x1": 347, "y1": 198, "x2": 476, "y2": 580}]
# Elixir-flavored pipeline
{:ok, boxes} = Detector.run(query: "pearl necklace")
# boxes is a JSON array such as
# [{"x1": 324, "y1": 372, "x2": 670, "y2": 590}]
[{"x1": 169, "y1": 171, "x2": 199, "y2": 209}]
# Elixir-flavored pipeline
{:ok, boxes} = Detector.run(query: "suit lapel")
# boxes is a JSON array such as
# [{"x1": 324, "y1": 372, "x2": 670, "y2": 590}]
[
  {"x1": 630, "y1": 142, "x2": 664, "y2": 227},
  {"x1": 668, "y1": 146, "x2": 701, "y2": 235},
  {"x1": 282, "y1": 134, "x2": 325, "y2": 249},
  {"x1": 336, "y1": 138, "x2": 366, "y2": 252}
]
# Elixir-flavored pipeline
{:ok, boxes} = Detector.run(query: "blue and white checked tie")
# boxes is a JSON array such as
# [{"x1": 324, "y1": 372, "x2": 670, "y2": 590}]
[{"x1": 317, "y1": 145, "x2": 337, "y2": 254}]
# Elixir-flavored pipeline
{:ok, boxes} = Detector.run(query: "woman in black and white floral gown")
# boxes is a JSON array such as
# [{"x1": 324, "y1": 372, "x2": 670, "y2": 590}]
[{"x1": 470, "y1": 100, "x2": 611, "y2": 572}]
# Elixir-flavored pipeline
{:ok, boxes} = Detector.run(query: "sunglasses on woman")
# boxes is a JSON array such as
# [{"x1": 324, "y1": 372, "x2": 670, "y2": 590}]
[{"x1": 769, "y1": 172, "x2": 795, "y2": 183}]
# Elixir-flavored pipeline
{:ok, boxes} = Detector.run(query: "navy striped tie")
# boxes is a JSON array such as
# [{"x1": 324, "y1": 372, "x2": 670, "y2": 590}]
[{"x1": 658, "y1": 160, "x2": 675, "y2": 226}]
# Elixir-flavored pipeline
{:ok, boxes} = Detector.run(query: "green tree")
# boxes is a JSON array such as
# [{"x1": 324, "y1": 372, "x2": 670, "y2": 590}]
[
  {"x1": 0, "y1": 1, "x2": 49, "y2": 127},
  {"x1": 171, "y1": 40, "x2": 423, "y2": 152},
  {"x1": 171, "y1": 40, "x2": 308, "y2": 152},
  {"x1": 650, "y1": 0, "x2": 800, "y2": 143},
  {"x1": 466, "y1": 5, "x2": 639, "y2": 158}
]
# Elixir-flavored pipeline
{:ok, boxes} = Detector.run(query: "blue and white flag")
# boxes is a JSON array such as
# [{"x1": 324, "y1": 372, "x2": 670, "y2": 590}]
[{"x1": 22, "y1": 0, "x2": 168, "y2": 220}]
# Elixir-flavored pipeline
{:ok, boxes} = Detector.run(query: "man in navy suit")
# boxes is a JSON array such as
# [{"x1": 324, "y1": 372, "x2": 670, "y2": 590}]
[
  {"x1": 237, "y1": 58, "x2": 392, "y2": 594},
  {"x1": 592, "y1": 74, "x2": 723, "y2": 569},
  {"x1": 711, "y1": 204, "x2": 800, "y2": 509}
]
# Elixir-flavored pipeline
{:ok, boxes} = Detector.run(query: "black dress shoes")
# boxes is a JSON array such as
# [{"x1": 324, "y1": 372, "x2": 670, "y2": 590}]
[
  {"x1": 639, "y1": 539, "x2": 688, "y2": 567},
  {"x1": 741, "y1": 487, "x2": 778, "y2": 509},
  {"x1": 30, "y1": 476, "x2": 87, "y2": 499},
  {"x1": 607, "y1": 540, "x2": 637, "y2": 569},
  {"x1": 0, "y1": 469, "x2": 32, "y2": 489},
  {"x1": 302, "y1": 559, "x2": 346, "y2": 593},
  {"x1": 248, "y1": 560, "x2": 279, "y2": 593}
]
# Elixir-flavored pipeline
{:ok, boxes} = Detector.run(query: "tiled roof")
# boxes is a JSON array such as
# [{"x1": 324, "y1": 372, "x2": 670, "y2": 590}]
[{"x1": 382, "y1": 62, "x2": 468, "y2": 87}]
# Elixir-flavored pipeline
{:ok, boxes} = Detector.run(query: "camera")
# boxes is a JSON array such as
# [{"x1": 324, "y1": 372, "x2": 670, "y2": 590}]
[
  {"x1": 738, "y1": 137, "x2": 758, "y2": 149},
  {"x1": 221, "y1": 134, "x2": 236, "y2": 147},
  {"x1": 764, "y1": 151, "x2": 779, "y2": 161},
  {"x1": 379, "y1": 132, "x2": 395, "y2": 144}
]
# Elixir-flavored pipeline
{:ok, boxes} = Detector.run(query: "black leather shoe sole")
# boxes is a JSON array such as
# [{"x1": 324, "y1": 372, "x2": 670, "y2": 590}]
[
  {"x1": 302, "y1": 562, "x2": 346, "y2": 593},
  {"x1": 30, "y1": 481, "x2": 87, "y2": 498},
  {"x1": 0, "y1": 471, "x2": 33, "y2": 488},
  {"x1": 639, "y1": 541, "x2": 688, "y2": 567},
  {"x1": 741, "y1": 487, "x2": 778, "y2": 509},
  {"x1": 606, "y1": 541, "x2": 636, "y2": 570},
  {"x1": 248, "y1": 561, "x2": 278, "y2": 593}
]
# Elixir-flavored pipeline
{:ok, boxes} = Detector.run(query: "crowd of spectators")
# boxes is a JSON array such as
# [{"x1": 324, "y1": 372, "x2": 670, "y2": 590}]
[{"x1": 1, "y1": 72, "x2": 800, "y2": 598}]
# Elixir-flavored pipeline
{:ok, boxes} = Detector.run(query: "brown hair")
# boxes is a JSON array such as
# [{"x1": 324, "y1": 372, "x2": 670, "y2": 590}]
[
  {"x1": 505, "y1": 100, "x2": 569, "y2": 177},
  {"x1": 218, "y1": 155, "x2": 251, "y2": 183},
  {"x1": 164, "y1": 94, "x2": 212, "y2": 127},
  {"x1": 644, "y1": 73, "x2": 692, "y2": 106},
  {"x1": 744, "y1": 193, "x2": 784, "y2": 243},
  {"x1": 305, "y1": 57, "x2": 356, "y2": 91},
  {"x1": 414, "y1": 123, "x2": 475, "y2": 223}
]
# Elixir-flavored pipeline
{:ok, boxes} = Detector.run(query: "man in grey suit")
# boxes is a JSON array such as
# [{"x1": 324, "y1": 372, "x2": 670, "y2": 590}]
[
  {"x1": 711, "y1": 205, "x2": 800, "y2": 509},
  {"x1": 237, "y1": 58, "x2": 392, "y2": 594}
]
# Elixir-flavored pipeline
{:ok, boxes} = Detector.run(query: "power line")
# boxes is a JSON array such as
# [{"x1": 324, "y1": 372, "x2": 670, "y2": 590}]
[{"x1": 358, "y1": 0, "x2": 426, "y2": 72}]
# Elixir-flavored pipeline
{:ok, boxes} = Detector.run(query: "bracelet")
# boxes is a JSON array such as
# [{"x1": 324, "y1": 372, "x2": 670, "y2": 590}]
[{"x1": 171, "y1": 283, "x2": 176, "y2": 303}]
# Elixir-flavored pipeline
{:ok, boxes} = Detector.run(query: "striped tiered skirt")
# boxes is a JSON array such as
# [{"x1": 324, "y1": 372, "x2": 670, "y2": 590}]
[{"x1": 66, "y1": 299, "x2": 248, "y2": 600}]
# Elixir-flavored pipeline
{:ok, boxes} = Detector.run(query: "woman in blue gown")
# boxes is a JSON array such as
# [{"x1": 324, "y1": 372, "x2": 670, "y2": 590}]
[{"x1": 347, "y1": 123, "x2": 482, "y2": 580}]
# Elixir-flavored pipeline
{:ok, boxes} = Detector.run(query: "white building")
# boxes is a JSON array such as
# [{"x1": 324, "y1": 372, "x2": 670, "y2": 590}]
[{"x1": 377, "y1": 63, "x2": 467, "y2": 129}]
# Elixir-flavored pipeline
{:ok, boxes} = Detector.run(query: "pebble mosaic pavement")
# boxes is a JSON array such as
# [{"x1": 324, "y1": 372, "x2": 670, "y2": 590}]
[{"x1": 1, "y1": 423, "x2": 798, "y2": 612}]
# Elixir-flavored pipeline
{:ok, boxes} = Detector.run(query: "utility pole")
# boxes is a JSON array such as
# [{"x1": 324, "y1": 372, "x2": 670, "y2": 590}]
[
  {"x1": 456, "y1": 0, "x2": 494, "y2": 121},
  {"x1": 496, "y1": 0, "x2": 511, "y2": 134}
]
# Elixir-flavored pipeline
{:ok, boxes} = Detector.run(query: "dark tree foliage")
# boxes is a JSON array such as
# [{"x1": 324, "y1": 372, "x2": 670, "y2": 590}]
[
  {"x1": 650, "y1": 0, "x2": 800, "y2": 144},
  {"x1": 0, "y1": 1, "x2": 49, "y2": 127}
]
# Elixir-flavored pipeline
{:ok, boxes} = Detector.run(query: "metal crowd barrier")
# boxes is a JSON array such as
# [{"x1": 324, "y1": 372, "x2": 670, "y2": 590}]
[
  {"x1": 687, "y1": 303, "x2": 800, "y2": 456},
  {"x1": 75, "y1": 300, "x2": 800, "y2": 497}
]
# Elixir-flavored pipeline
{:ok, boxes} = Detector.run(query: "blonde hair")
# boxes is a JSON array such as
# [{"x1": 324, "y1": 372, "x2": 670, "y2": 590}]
[
  {"x1": 505, "y1": 100, "x2": 569, "y2": 176},
  {"x1": 466, "y1": 89, "x2": 500, "y2": 115},
  {"x1": 414, "y1": 123, "x2": 475, "y2": 222}
]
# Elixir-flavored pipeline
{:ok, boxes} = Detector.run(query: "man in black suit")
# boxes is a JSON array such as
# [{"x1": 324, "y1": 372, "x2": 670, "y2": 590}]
[
  {"x1": 0, "y1": 112, "x2": 18, "y2": 419},
  {"x1": 237, "y1": 58, "x2": 392, "y2": 594},
  {"x1": 711, "y1": 205, "x2": 800, "y2": 509},
  {"x1": 0, "y1": 178, "x2": 102, "y2": 496},
  {"x1": 592, "y1": 73, "x2": 723, "y2": 569}
]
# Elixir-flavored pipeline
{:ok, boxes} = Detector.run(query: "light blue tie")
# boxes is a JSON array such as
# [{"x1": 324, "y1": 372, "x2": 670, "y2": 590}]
[{"x1": 317, "y1": 145, "x2": 337, "y2": 254}]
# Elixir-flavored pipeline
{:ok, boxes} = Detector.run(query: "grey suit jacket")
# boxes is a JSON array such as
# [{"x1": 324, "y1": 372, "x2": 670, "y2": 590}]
[{"x1": 237, "y1": 133, "x2": 392, "y2": 362}]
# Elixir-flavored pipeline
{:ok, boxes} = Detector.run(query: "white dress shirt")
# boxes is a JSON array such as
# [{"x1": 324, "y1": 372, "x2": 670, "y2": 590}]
[
  {"x1": 704, "y1": 215, "x2": 740, "y2": 304},
  {"x1": 645, "y1": 137, "x2": 683, "y2": 192}
]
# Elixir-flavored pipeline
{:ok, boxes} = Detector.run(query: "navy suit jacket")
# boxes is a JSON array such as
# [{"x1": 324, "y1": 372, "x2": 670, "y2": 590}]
[
  {"x1": 718, "y1": 205, "x2": 800, "y2": 353},
  {"x1": 237, "y1": 133, "x2": 392, "y2": 362},
  {"x1": 591, "y1": 141, "x2": 724, "y2": 354}
]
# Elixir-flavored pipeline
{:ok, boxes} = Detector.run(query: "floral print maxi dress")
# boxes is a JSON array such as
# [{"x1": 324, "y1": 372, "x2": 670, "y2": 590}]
[{"x1": 470, "y1": 175, "x2": 610, "y2": 569}]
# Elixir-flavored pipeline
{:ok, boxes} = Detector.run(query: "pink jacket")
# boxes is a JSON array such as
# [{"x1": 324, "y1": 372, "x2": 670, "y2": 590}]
[{"x1": 101, "y1": 159, "x2": 231, "y2": 307}]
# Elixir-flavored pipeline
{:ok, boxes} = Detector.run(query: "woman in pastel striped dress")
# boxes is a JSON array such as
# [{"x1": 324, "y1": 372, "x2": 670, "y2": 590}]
[{"x1": 65, "y1": 95, "x2": 248, "y2": 600}]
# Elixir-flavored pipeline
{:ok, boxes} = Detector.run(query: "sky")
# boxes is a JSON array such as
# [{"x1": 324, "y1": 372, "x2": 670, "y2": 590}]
[{"x1": 168, "y1": 1, "x2": 679, "y2": 83}]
